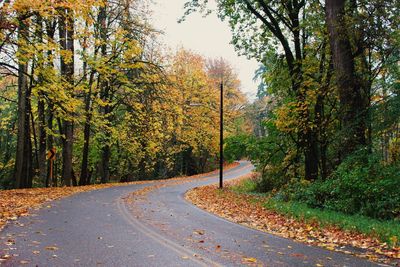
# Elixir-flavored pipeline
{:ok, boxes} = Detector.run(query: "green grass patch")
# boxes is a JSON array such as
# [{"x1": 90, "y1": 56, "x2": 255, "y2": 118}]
[
  {"x1": 230, "y1": 178, "x2": 258, "y2": 193},
  {"x1": 231, "y1": 178, "x2": 400, "y2": 247}
]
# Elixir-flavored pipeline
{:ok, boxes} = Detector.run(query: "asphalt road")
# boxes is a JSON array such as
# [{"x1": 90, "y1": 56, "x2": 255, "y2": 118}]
[{"x1": 0, "y1": 161, "x2": 383, "y2": 266}]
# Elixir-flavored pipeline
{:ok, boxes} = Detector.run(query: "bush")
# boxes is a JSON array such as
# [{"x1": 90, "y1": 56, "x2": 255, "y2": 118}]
[
  {"x1": 224, "y1": 134, "x2": 253, "y2": 162},
  {"x1": 295, "y1": 150, "x2": 400, "y2": 220}
]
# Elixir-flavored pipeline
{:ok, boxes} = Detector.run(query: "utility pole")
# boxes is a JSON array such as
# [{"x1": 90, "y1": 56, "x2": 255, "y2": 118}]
[{"x1": 219, "y1": 81, "x2": 223, "y2": 189}]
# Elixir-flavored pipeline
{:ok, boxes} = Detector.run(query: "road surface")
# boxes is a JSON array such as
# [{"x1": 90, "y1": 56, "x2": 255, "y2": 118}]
[{"x1": 0, "y1": 161, "x2": 383, "y2": 266}]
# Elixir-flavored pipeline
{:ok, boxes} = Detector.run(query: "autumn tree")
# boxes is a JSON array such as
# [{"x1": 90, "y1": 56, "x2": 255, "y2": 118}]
[
  {"x1": 325, "y1": 0, "x2": 366, "y2": 159},
  {"x1": 183, "y1": 0, "x2": 399, "y2": 188},
  {"x1": 183, "y1": 0, "x2": 325, "y2": 180},
  {"x1": 14, "y1": 8, "x2": 33, "y2": 188},
  {"x1": 0, "y1": 0, "x2": 248, "y2": 189}
]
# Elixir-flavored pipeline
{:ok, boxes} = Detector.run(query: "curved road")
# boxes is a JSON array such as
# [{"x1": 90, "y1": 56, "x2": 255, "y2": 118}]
[{"x1": 0, "y1": 161, "x2": 383, "y2": 266}]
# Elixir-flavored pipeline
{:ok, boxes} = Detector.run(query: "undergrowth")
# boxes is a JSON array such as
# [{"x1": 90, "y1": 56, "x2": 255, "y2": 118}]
[{"x1": 232, "y1": 178, "x2": 400, "y2": 248}]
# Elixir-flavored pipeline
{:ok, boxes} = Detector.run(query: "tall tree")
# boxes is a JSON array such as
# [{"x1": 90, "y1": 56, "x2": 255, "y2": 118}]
[
  {"x1": 325, "y1": 0, "x2": 367, "y2": 159},
  {"x1": 14, "y1": 11, "x2": 33, "y2": 188},
  {"x1": 183, "y1": 0, "x2": 322, "y2": 179},
  {"x1": 59, "y1": 6, "x2": 75, "y2": 186}
]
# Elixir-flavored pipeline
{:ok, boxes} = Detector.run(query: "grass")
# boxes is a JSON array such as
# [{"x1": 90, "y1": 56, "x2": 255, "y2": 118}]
[
  {"x1": 232, "y1": 179, "x2": 400, "y2": 248},
  {"x1": 230, "y1": 178, "x2": 258, "y2": 193}
]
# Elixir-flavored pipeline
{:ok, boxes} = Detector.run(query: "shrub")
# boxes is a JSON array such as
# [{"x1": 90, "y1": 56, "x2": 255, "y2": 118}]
[
  {"x1": 295, "y1": 150, "x2": 400, "y2": 220},
  {"x1": 224, "y1": 134, "x2": 253, "y2": 162}
]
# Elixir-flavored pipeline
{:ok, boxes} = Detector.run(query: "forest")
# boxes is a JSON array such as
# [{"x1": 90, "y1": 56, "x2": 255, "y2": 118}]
[
  {"x1": 183, "y1": 0, "x2": 400, "y2": 223},
  {"x1": 0, "y1": 0, "x2": 249, "y2": 189},
  {"x1": 1, "y1": 0, "x2": 400, "y2": 227}
]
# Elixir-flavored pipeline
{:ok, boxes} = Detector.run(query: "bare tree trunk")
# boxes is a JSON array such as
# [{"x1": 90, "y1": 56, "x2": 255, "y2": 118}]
[{"x1": 326, "y1": 0, "x2": 367, "y2": 159}]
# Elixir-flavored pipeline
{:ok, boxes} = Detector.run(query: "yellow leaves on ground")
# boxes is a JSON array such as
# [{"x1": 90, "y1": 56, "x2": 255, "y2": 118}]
[{"x1": 185, "y1": 177, "x2": 400, "y2": 264}]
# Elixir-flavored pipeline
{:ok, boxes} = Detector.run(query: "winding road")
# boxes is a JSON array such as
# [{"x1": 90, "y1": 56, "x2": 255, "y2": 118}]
[{"x1": 0, "y1": 161, "x2": 383, "y2": 266}]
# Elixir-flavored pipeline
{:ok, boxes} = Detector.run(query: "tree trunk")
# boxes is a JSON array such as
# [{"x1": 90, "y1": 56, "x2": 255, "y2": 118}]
[
  {"x1": 45, "y1": 18, "x2": 56, "y2": 187},
  {"x1": 38, "y1": 93, "x2": 47, "y2": 184},
  {"x1": 101, "y1": 145, "x2": 111, "y2": 183},
  {"x1": 35, "y1": 14, "x2": 47, "y2": 186},
  {"x1": 14, "y1": 15, "x2": 33, "y2": 189},
  {"x1": 99, "y1": 4, "x2": 111, "y2": 184},
  {"x1": 46, "y1": 103, "x2": 54, "y2": 187},
  {"x1": 59, "y1": 8, "x2": 74, "y2": 186},
  {"x1": 304, "y1": 130, "x2": 319, "y2": 180},
  {"x1": 325, "y1": 0, "x2": 367, "y2": 159},
  {"x1": 79, "y1": 72, "x2": 94, "y2": 186}
]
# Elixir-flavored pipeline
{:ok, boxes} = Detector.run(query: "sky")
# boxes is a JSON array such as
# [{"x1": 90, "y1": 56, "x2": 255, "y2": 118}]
[{"x1": 150, "y1": 0, "x2": 259, "y2": 100}]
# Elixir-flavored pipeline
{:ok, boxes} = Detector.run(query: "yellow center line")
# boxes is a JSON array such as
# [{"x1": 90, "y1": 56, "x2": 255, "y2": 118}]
[{"x1": 116, "y1": 196, "x2": 222, "y2": 267}]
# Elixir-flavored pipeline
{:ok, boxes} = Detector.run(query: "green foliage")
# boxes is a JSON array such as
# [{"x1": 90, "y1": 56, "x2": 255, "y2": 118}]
[
  {"x1": 294, "y1": 150, "x2": 400, "y2": 220},
  {"x1": 183, "y1": 0, "x2": 400, "y2": 225},
  {"x1": 0, "y1": 84, "x2": 17, "y2": 189},
  {"x1": 224, "y1": 134, "x2": 253, "y2": 162},
  {"x1": 264, "y1": 199, "x2": 400, "y2": 248},
  {"x1": 232, "y1": 177, "x2": 400, "y2": 247}
]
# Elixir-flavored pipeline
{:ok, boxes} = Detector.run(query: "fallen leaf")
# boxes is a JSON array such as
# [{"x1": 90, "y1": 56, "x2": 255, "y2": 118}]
[
  {"x1": 45, "y1": 246, "x2": 59, "y2": 251},
  {"x1": 290, "y1": 253, "x2": 306, "y2": 258},
  {"x1": 243, "y1": 257, "x2": 257, "y2": 263},
  {"x1": 194, "y1": 230, "x2": 205, "y2": 235}
]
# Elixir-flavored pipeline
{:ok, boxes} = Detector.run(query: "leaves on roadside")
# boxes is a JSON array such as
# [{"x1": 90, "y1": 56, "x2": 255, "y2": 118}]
[{"x1": 185, "y1": 176, "x2": 400, "y2": 265}]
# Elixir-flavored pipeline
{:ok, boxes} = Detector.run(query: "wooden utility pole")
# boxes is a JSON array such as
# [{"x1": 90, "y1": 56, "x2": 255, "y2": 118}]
[{"x1": 219, "y1": 81, "x2": 223, "y2": 189}]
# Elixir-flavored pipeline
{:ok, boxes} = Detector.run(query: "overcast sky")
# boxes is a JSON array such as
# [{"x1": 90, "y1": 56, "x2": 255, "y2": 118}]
[{"x1": 150, "y1": 0, "x2": 259, "y2": 100}]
